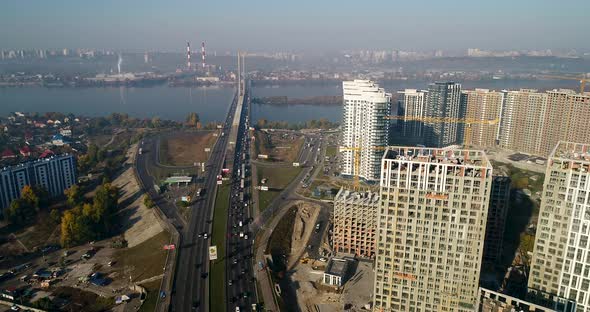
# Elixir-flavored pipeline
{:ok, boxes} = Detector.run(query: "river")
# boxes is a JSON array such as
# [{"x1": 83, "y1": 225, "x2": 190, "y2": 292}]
[{"x1": 0, "y1": 79, "x2": 580, "y2": 123}]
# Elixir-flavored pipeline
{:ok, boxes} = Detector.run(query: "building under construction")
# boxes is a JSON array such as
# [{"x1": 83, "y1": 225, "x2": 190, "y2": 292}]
[
  {"x1": 482, "y1": 175, "x2": 511, "y2": 265},
  {"x1": 333, "y1": 188, "x2": 379, "y2": 259},
  {"x1": 373, "y1": 146, "x2": 493, "y2": 311}
]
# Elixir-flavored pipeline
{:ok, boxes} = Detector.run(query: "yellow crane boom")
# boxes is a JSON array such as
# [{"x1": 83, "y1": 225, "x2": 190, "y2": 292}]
[{"x1": 540, "y1": 75, "x2": 589, "y2": 94}]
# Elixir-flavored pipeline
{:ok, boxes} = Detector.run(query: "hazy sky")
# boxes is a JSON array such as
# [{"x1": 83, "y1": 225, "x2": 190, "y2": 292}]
[{"x1": 1, "y1": 0, "x2": 589, "y2": 52}]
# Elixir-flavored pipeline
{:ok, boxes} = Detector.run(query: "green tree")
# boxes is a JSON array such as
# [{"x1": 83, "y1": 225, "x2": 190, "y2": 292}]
[
  {"x1": 143, "y1": 194, "x2": 155, "y2": 209},
  {"x1": 32, "y1": 185, "x2": 49, "y2": 208},
  {"x1": 87, "y1": 143, "x2": 99, "y2": 164},
  {"x1": 60, "y1": 210, "x2": 78, "y2": 247},
  {"x1": 186, "y1": 112, "x2": 200, "y2": 127},
  {"x1": 21, "y1": 185, "x2": 40, "y2": 211},
  {"x1": 151, "y1": 116, "x2": 161, "y2": 128},
  {"x1": 50, "y1": 209, "x2": 61, "y2": 224},
  {"x1": 60, "y1": 205, "x2": 95, "y2": 247},
  {"x1": 64, "y1": 185, "x2": 83, "y2": 208},
  {"x1": 7, "y1": 185, "x2": 40, "y2": 225}
]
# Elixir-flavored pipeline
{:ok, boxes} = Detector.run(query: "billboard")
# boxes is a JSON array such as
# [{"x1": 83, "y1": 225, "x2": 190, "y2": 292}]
[{"x1": 209, "y1": 246, "x2": 218, "y2": 260}]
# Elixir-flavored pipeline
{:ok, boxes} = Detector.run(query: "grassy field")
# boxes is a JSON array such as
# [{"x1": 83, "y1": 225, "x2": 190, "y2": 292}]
[
  {"x1": 257, "y1": 166, "x2": 302, "y2": 211},
  {"x1": 159, "y1": 131, "x2": 217, "y2": 166},
  {"x1": 113, "y1": 230, "x2": 171, "y2": 282},
  {"x1": 254, "y1": 130, "x2": 304, "y2": 163},
  {"x1": 16, "y1": 211, "x2": 60, "y2": 250},
  {"x1": 53, "y1": 286, "x2": 114, "y2": 312},
  {"x1": 325, "y1": 145, "x2": 338, "y2": 158},
  {"x1": 266, "y1": 206, "x2": 298, "y2": 274},
  {"x1": 210, "y1": 183, "x2": 230, "y2": 312},
  {"x1": 139, "y1": 278, "x2": 162, "y2": 312}
]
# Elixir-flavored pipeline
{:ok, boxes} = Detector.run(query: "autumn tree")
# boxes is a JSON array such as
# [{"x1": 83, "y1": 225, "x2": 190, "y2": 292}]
[
  {"x1": 60, "y1": 181, "x2": 120, "y2": 247},
  {"x1": 143, "y1": 194, "x2": 155, "y2": 209},
  {"x1": 60, "y1": 209, "x2": 78, "y2": 247},
  {"x1": 186, "y1": 112, "x2": 200, "y2": 127},
  {"x1": 151, "y1": 117, "x2": 161, "y2": 128},
  {"x1": 50, "y1": 209, "x2": 61, "y2": 224},
  {"x1": 6, "y1": 185, "x2": 40, "y2": 226},
  {"x1": 64, "y1": 185, "x2": 83, "y2": 208}
]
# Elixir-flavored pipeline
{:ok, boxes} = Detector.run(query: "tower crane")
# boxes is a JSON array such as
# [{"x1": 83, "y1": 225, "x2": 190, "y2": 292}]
[
  {"x1": 339, "y1": 117, "x2": 498, "y2": 189},
  {"x1": 384, "y1": 115, "x2": 500, "y2": 147},
  {"x1": 540, "y1": 75, "x2": 590, "y2": 94}
]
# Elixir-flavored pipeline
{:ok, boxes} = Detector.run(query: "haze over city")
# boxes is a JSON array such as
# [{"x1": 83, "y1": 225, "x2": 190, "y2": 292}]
[
  {"x1": 1, "y1": 2, "x2": 590, "y2": 312},
  {"x1": 2, "y1": 0, "x2": 590, "y2": 52}
]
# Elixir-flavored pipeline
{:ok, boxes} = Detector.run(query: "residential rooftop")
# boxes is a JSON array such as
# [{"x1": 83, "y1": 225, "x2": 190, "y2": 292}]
[
  {"x1": 550, "y1": 141, "x2": 590, "y2": 163},
  {"x1": 324, "y1": 258, "x2": 349, "y2": 277},
  {"x1": 334, "y1": 188, "x2": 380, "y2": 205},
  {"x1": 383, "y1": 146, "x2": 492, "y2": 169}
]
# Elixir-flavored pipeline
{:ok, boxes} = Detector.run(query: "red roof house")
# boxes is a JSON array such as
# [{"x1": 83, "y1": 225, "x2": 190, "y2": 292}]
[
  {"x1": 1, "y1": 149, "x2": 16, "y2": 160},
  {"x1": 19, "y1": 146, "x2": 32, "y2": 157}
]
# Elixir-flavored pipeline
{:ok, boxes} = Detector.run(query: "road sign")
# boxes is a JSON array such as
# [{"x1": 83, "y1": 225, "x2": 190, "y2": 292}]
[
  {"x1": 260, "y1": 186, "x2": 269, "y2": 191},
  {"x1": 205, "y1": 148, "x2": 211, "y2": 152},
  {"x1": 163, "y1": 244, "x2": 176, "y2": 250},
  {"x1": 209, "y1": 246, "x2": 218, "y2": 260}
]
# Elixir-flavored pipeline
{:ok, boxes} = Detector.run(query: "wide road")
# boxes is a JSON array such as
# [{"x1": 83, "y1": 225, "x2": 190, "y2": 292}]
[
  {"x1": 136, "y1": 90, "x2": 239, "y2": 312},
  {"x1": 225, "y1": 85, "x2": 258, "y2": 311}
]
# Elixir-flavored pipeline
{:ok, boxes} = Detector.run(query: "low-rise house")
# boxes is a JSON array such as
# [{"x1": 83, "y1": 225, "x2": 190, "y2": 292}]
[
  {"x1": 51, "y1": 134, "x2": 71, "y2": 146},
  {"x1": 1, "y1": 149, "x2": 16, "y2": 160},
  {"x1": 59, "y1": 127, "x2": 72, "y2": 137},
  {"x1": 19, "y1": 146, "x2": 32, "y2": 157},
  {"x1": 39, "y1": 150, "x2": 54, "y2": 159}
]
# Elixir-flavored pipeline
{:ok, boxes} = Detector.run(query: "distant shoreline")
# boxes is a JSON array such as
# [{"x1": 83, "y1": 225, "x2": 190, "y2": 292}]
[{"x1": 252, "y1": 96, "x2": 343, "y2": 106}]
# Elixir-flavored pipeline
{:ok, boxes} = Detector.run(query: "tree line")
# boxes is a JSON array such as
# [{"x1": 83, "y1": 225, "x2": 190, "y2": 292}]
[
  {"x1": 5, "y1": 185, "x2": 49, "y2": 226},
  {"x1": 256, "y1": 118, "x2": 339, "y2": 130},
  {"x1": 60, "y1": 182, "x2": 120, "y2": 247}
]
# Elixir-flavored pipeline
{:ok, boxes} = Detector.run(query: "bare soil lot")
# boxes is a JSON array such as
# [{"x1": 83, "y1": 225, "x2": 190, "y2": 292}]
[
  {"x1": 254, "y1": 130, "x2": 304, "y2": 163},
  {"x1": 159, "y1": 131, "x2": 217, "y2": 166}
]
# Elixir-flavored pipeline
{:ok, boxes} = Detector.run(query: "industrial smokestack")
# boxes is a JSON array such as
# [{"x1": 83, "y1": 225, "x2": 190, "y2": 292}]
[
  {"x1": 187, "y1": 42, "x2": 191, "y2": 70},
  {"x1": 201, "y1": 42, "x2": 206, "y2": 70},
  {"x1": 117, "y1": 54, "x2": 122, "y2": 74}
]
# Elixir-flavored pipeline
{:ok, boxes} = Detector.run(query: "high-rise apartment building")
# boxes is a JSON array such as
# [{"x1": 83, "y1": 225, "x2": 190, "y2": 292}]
[
  {"x1": 0, "y1": 154, "x2": 77, "y2": 216},
  {"x1": 498, "y1": 89, "x2": 549, "y2": 155},
  {"x1": 498, "y1": 89, "x2": 590, "y2": 157},
  {"x1": 398, "y1": 89, "x2": 428, "y2": 139},
  {"x1": 482, "y1": 176, "x2": 511, "y2": 264},
  {"x1": 373, "y1": 146, "x2": 493, "y2": 311},
  {"x1": 333, "y1": 188, "x2": 379, "y2": 258},
  {"x1": 528, "y1": 142, "x2": 590, "y2": 312},
  {"x1": 424, "y1": 82, "x2": 462, "y2": 148},
  {"x1": 462, "y1": 89, "x2": 505, "y2": 148},
  {"x1": 340, "y1": 80, "x2": 391, "y2": 181}
]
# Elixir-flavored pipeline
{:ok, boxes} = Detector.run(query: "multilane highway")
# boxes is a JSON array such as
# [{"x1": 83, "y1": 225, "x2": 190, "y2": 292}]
[
  {"x1": 136, "y1": 88, "x2": 240, "y2": 312},
  {"x1": 224, "y1": 85, "x2": 257, "y2": 311}
]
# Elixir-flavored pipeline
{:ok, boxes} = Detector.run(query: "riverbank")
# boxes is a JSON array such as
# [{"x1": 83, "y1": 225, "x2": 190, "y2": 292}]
[{"x1": 253, "y1": 95, "x2": 342, "y2": 106}]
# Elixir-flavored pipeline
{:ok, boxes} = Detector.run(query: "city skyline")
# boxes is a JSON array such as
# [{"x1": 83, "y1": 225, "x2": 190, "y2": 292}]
[{"x1": 1, "y1": 0, "x2": 590, "y2": 52}]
